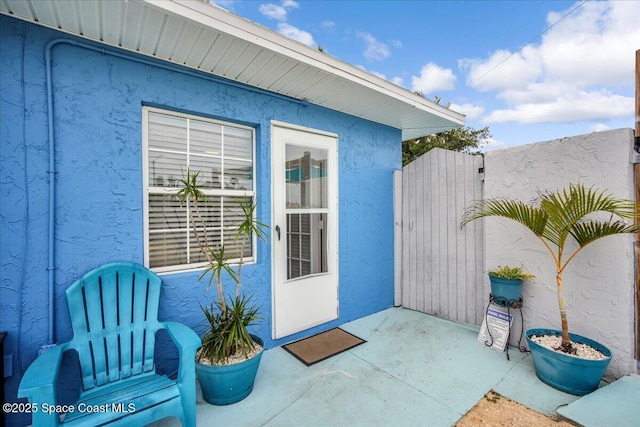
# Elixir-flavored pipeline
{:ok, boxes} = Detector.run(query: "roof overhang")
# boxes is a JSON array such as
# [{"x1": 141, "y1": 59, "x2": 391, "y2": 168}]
[{"x1": 0, "y1": 0, "x2": 465, "y2": 140}]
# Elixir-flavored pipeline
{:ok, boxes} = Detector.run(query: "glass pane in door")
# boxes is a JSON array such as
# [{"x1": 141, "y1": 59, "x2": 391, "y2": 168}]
[
  {"x1": 285, "y1": 145, "x2": 327, "y2": 209},
  {"x1": 286, "y1": 213, "x2": 327, "y2": 279},
  {"x1": 285, "y1": 144, "x2": 328, "y2": 280}
]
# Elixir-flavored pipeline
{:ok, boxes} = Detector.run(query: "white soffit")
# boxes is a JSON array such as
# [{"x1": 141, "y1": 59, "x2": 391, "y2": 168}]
[{"x1": 0, "y1": 0, "x2": 465, "y2": 140}]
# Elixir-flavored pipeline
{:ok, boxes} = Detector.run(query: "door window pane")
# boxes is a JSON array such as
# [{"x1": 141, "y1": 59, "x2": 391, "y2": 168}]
[
  {"x1": 285, "y1": 145, "x2": 327, "y2": 209},
  {"x1": 287, "y1": 213, "x2": 327, "y2": 280}
]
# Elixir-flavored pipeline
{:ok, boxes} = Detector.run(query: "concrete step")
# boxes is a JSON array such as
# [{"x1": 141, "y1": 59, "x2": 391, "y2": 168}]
[{"x1": 557, "y1": 374, "x2": 640, "y2": 427}]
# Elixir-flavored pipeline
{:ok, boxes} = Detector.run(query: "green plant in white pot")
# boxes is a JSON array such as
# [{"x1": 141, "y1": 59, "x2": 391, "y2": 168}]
[
  {"x1": 462, "y1": 184, "x2": 640, "y2": 395},
  {"x1": 486, "y1": 266, "x2": 534, "y2": 306},
  {"x1": 177, "y1": 169, "x2": 269, "y2": 404}
]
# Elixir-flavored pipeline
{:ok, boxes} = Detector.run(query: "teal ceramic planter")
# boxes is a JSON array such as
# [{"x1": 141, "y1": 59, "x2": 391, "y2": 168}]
[
  {"x1": 488, "y1": 275, "x2": 523, "y2": 303},
  {"x1": 526, "y1": 329, "x2": 612, "y2": 396},
  {"x1": 196, "y1": 335, "x2": 264, "y2": 405}
]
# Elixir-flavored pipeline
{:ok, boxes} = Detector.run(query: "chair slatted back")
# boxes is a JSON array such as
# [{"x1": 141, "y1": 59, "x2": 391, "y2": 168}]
[{"x1": 65, "y1": 262, "x2": 162, "y2": 390}]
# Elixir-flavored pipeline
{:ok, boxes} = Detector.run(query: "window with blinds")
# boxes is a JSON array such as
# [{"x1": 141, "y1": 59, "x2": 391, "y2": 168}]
[{"x1": 143, "y1": 107, "x2": 255, "y2": 272}]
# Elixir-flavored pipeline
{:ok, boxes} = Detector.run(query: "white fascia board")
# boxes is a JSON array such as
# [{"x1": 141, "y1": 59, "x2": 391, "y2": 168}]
[{"x1": 145, "y1": 0, "x2": 465, "y2": 126}]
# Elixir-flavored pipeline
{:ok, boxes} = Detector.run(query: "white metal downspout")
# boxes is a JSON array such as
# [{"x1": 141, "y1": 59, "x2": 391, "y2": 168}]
[
  {"x1": 393, "y1": 170, "x2": 403, "y2": 307},
  {"x1": 44, "y1": 39, "x2": 63, "y2": 347},
  {"x1": 44, "y1": 38, "x2": 85, "y2": 347}
]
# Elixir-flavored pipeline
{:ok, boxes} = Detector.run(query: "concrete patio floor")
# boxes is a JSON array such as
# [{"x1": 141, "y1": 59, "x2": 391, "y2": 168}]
[{"x1": 154, "y1": 307, "x2": 637, "y2": 426}]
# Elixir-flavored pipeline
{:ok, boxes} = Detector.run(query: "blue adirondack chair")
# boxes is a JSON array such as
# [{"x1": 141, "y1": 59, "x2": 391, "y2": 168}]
[{"x1": 18, "y1": 262, "x2": 201, "y2": 426}]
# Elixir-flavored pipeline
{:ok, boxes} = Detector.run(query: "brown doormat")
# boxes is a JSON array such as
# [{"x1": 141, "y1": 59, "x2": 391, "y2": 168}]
[{"x1": 282, "y1": 328, "x2": 366, "y2": 366}]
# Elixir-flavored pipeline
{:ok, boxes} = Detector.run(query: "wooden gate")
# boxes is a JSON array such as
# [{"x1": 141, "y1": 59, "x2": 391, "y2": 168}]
[{"x1": 400, "y1": 148, "x2": 485, "y2": 326}]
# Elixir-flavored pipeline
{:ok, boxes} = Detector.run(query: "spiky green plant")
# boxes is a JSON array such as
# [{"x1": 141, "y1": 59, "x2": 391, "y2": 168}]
[
  {"x1": 199, "y1": 294, "x2": 260, "y2": 364},
  {"x1": 461, "y1": 184, "x2": 640, "y2": 352},
  {"x1": 487, "y1": 265, "x2": 534, "y2": 281},
  {"x1": 177, "y1": 169, "x2": 268, "y2": 363},
  {"x1": 234, "y1": 198, "x2": 269, "y2": 297}
]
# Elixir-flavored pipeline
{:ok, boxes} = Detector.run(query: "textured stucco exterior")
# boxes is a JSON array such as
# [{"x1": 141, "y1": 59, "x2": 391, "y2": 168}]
[
  {"x1": 484, "y1": 128, "x2": 637, "y2": 378},
  {"x1": 0, "y1": 16, "x2": 399, "y2": 424}
]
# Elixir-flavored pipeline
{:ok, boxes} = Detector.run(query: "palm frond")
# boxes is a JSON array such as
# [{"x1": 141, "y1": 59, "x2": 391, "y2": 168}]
[
  {"x1": 461, "y1": 198, "x2": 549, "y2": 238},
  {"x1": 570, "y1": 220, "x2": 640, "y2": 247},
  {"x1": 541, "y1": 184, "x2": 640, "y2": 250},
  {"x1": 544, "y1": 184, "x2": 638, "y2": 223}
]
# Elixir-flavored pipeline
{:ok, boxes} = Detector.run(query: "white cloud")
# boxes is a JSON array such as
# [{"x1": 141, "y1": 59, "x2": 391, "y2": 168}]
[
  {"x1": 449, "y1": 103, "x2": 485, "y2": 120},
  {"x1": 540, "y1": 1, "x2": 638, "y2": 87},
  {"x1": 321, "y1": 21, "x2": 336, "y2": 32},
  {"x1": 460, "y1": 46, "x2": 541, "y2": 92},
  {"x1": 460, "y1": 0, "x2": 639, "y2": 125},
  {"x1": 483, "y1": 90, "x2": 632, "y2": 124},
  {"x1": 411, "y1": 63, "x2": 456, "y2": 94},
  {"x1": 259, "y1": 1, "x2": 314, "y2": 47},
  {"x1": 259, "y1": 4, "x2": 288, "y2": 21},
  {"x1": 259, "y1": 1, "x2": 299, "y2": 21},
  {"x1": 277, "y1": 23, "x2": 316, "y2": 48},
  {"x1": 357, "y1": 32, "x2": 391, "y2": 61}
]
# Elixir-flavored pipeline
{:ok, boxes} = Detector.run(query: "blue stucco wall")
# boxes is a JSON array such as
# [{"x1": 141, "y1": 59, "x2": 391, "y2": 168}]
[{"x1": 0, "y1": 16, "x2": 400, "y2": 424}]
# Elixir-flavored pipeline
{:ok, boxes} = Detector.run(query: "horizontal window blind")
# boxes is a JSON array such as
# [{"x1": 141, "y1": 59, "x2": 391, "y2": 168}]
[{"x1": 144, "y1": 108, "x2": 255, "y2": 272}]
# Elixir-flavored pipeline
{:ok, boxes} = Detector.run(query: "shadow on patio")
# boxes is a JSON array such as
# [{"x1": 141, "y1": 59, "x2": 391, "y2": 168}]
[{"x1": 152, "y1": 307, "x2": 613, "y2": 426}]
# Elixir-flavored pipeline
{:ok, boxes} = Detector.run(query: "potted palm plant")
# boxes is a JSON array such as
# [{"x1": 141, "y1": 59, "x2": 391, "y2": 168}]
[
  {"x1": 177, "y1": 169, "x2": 269, "y2": 405},
  {"x1": 487, "y1": 265, "x2": 534, "y2": 305},
  {"x1": 461, "y1": 184, "x2": 640, "y2": 395}
]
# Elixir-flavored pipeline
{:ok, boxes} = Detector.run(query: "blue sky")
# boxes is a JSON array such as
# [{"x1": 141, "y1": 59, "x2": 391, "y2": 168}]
[{"x1": 213, "y1": 1, "x2": 639, "y2": 149}]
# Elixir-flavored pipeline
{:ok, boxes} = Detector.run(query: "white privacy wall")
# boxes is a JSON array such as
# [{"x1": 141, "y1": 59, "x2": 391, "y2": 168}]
[{"x1": 484, "y1": 128, "x2": 636, "y2": 378}]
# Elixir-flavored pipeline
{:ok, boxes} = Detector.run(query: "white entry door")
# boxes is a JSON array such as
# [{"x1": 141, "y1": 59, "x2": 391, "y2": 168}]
[{"x1": 271, "y1": 123, "x2": 338, "y2": 339}]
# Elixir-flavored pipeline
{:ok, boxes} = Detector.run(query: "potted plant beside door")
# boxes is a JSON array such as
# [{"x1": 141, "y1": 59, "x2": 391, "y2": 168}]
[
  {"x1": 461, "y1": 184, "x2": 640, "y2": 395},
  {"x1": 177, "y1": 170, "x2": 269, "y2": 405}
]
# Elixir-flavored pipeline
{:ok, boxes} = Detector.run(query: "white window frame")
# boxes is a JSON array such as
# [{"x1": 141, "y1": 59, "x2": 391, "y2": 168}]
[{"x1": 142, "y1": 106, "x2": 257, "y2": 274}]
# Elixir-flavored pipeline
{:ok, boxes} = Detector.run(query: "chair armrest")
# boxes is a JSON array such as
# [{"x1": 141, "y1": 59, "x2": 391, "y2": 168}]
[
  {"x1": 18, "y1": 344, "x2": 65, "y2": 400},
  {"x1": 162, "y1": 322, "x2": 200, "y2": 427},
  {"x1": 18, "y1": 344, "x2": 66, "y2": 427},
  {"x1": 162, "y1": 322, "x2": 200, "y2": 393},
  {"x1": 162, "y1": 322, "x2": 201, "y2": 355}
]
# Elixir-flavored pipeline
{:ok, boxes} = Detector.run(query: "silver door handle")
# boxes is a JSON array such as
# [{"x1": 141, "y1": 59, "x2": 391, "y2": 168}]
[{"x1": 275, "y1": 225, "x2": 281, "y2": 240}]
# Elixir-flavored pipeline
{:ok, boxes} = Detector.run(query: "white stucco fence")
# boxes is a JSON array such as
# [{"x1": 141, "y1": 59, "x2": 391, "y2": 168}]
[{"x1": 484, "y1": 128, "x2": 637, "y2": 378}]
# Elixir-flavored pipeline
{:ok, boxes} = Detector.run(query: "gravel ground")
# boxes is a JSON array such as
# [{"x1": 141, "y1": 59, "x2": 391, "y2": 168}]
[{"x1": 455, "y1": 390, "x2": 578, "y2": 427}]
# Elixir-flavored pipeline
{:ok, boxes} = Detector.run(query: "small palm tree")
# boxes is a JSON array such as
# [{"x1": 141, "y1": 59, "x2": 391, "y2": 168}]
[
  {"x1": 461, "y1": 184, "x2": 640, "y2": 352},
  {"x1": 177, "y1": 169, "x2": 268, "y2": 363}
]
